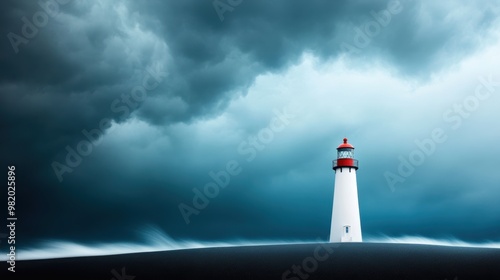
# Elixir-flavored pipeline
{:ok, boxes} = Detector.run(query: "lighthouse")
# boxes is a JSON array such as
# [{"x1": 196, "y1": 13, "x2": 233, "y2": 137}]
[{"x1": 329, "y1": 138, "x2": 362, "y2": 242}]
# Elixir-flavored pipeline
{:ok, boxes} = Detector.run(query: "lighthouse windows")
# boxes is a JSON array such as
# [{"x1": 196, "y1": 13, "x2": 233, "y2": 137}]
[{"x1": 338, "y1": 149, "x2": 354, "y2": 159}]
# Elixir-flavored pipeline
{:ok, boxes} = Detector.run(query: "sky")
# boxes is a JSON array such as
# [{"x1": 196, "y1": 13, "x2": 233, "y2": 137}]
[{"x1": 1, "y1": 0, "x2": 500, "y2": 256}]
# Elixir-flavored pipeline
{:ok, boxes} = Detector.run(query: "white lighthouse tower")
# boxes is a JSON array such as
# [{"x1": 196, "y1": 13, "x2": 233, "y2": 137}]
[{"x1": 329, "y1": 138, "x2": 362, "y2": 242}]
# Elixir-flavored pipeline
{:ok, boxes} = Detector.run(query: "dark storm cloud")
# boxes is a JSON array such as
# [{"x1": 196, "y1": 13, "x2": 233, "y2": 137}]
[
  {"x1": 2, "y1": 0, "x2": 496, "y2": 149},
  {"x1": 1, "y1": 0, "x2": 499, "y2": 248}
]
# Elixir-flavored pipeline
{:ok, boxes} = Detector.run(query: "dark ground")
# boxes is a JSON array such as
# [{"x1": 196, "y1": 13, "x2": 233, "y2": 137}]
[{"x1": 2, "y1": 242, "x2": 500, "y2": 279}]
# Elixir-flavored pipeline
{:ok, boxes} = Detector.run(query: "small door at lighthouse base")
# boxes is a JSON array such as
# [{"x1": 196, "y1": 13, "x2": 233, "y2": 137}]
[{"x1": 341, "y1": 225, "x2": 352, "y2": 242}]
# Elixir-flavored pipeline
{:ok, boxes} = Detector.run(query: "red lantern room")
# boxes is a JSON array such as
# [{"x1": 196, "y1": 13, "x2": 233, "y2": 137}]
[{"x1": 333, "y1": 138, "x2": 358, "y2": 170}]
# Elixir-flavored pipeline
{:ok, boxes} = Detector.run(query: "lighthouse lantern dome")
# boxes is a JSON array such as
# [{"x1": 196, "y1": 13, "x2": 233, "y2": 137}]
[{"x1": 333, "y1": 138, "x2": 358, "y2": 170}]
